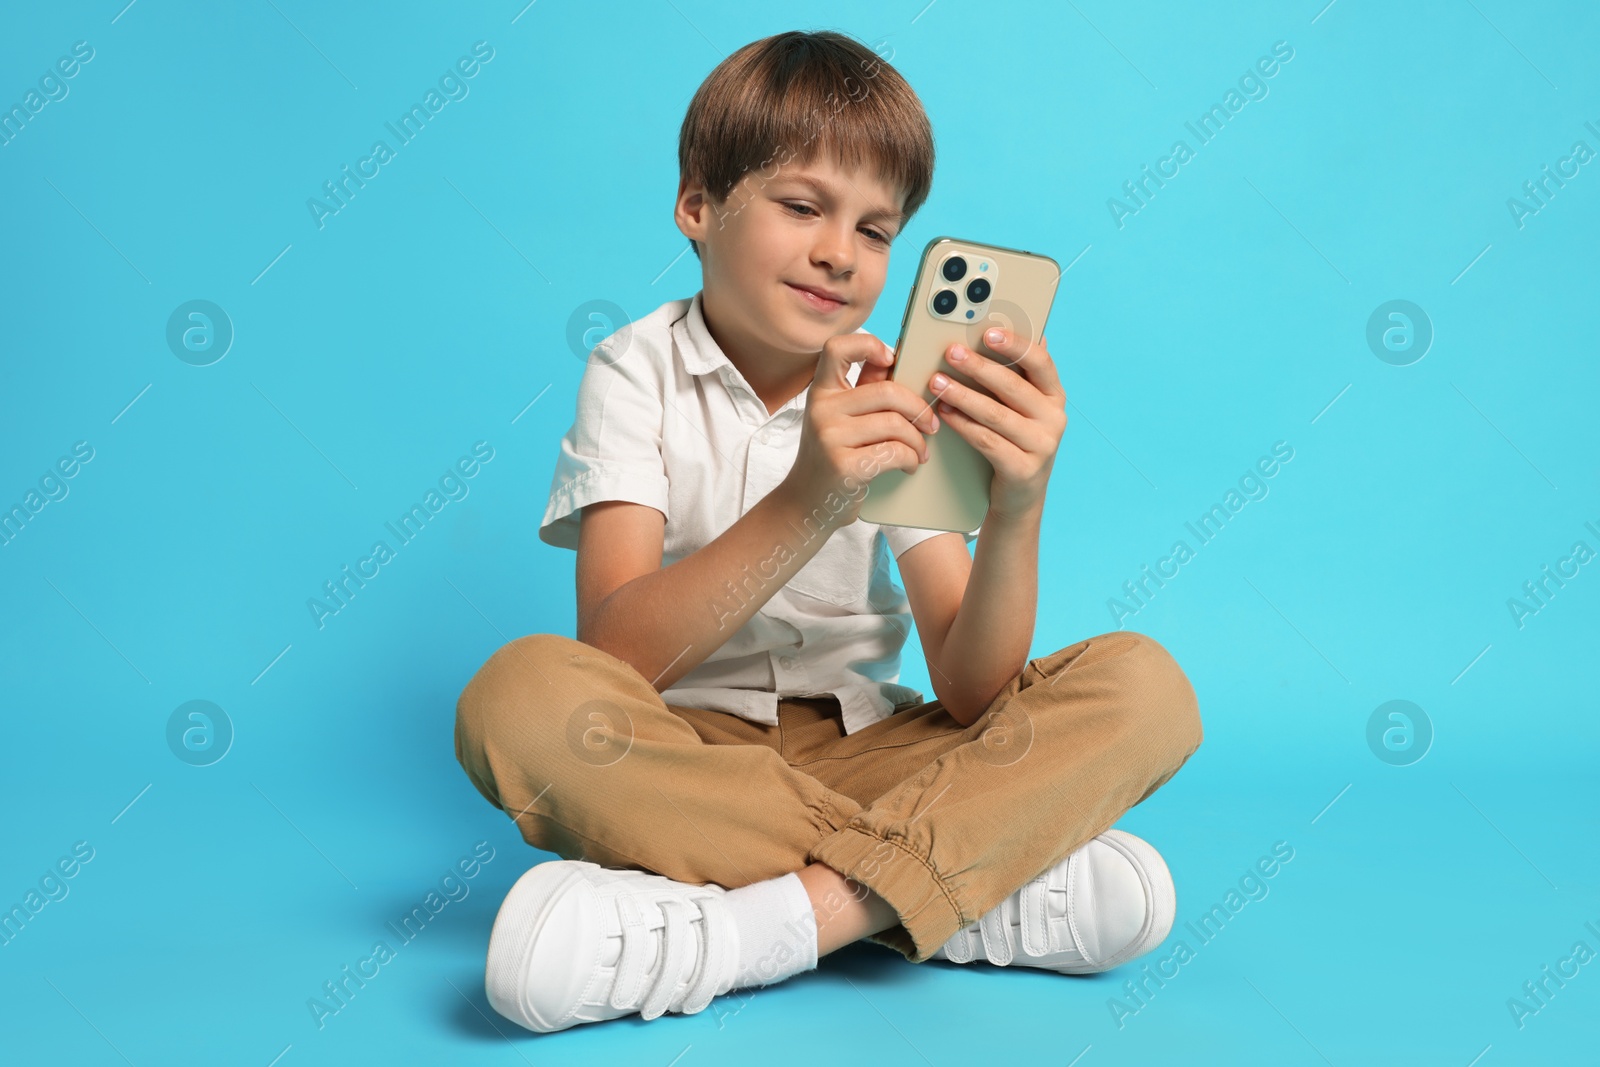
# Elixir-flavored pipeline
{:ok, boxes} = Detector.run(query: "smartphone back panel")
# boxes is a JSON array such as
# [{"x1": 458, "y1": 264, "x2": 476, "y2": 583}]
[{"x1": 859, "y1": 237, "x2": 1061, "y2": 534}]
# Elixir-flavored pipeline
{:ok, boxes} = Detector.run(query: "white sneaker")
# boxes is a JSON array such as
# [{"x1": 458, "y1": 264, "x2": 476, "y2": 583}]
[
  {"x1": 484, "y1": 859, "x2": 739, "y2": 1033},
  {"x1": 929, "y1": 829, "x2": 1175, "y2": 974}
]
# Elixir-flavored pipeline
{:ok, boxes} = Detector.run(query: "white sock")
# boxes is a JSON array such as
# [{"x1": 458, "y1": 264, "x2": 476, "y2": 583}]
[{"x1": 722, "y1": 872, "x2": 818, "y2": 989}]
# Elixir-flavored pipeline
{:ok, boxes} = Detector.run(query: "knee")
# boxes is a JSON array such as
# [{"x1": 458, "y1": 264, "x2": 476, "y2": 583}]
[
  {"x1": 455, "y1": 632, "x2": 583, "y2": 753},
  {"x1": 1107, "y1": 630, "x2": 1202, "y2": 762}
]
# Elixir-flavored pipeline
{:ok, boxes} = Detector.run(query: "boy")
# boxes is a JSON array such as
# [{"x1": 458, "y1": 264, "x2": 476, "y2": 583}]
[{"x1": 454, "y1": 29, "x2": 1202, "y2": 1034}]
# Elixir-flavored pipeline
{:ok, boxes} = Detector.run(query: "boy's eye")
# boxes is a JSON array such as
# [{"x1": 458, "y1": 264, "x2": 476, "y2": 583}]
[{"x1": 783, "y1": 202, "x2": 891, "y2": 243}]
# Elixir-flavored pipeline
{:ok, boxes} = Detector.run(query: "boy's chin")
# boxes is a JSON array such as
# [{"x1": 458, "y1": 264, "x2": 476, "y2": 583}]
[
  {"x1": 784, "y1": 320, "x2": 856, "y2": 354},
  {"x1": 782, "y1": 304, "x2": 871, "y2": 341}
]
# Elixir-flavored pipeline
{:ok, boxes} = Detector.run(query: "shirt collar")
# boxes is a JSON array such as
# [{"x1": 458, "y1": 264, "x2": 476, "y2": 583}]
[{"x1": 677, "y1": 290, "x2": 729, "y2": 377}]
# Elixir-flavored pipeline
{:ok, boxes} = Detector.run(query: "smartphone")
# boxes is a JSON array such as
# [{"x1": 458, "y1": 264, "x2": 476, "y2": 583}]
[{"x1": 859, "y1": 236, "x2": 1062, "y2": 534}]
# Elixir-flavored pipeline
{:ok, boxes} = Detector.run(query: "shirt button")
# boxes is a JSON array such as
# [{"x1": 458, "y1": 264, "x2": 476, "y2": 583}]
[{"x1": 779, "y1": 655, "x2": 797, "y2": 669}]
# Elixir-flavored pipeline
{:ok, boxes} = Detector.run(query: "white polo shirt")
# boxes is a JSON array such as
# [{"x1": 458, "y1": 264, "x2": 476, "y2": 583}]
[{"x1": 538, "y1": 290, "x2": 979, "y2": 735}]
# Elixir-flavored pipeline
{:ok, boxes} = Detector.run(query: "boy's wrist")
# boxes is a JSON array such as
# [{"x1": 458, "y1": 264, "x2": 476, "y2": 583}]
[
  {"x1": 981, "y1": 499, "x2": 1045, "y2": 536},
  {"x1": 771, "y1": 476, "x2": 856, "y2": 542}
]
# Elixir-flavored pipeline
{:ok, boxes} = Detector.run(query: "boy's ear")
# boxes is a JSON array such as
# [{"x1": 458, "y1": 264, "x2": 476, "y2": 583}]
[{"x1": 675, "y1": 176, "x2": 710, "y2": 245}]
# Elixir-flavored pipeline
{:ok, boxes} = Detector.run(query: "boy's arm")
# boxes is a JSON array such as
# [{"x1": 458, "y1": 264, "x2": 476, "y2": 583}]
[
  {"x1": 898, "y1": 326, "x2": 1067, "y2": 727},
  {"x1": 576, "y1": 488, "x2": 848, "y2": 690},
  {"x1": 897, "y1": 509, "x2": 1041, "y2": 729},
  {"x1": 577, "y1": 333, "x2": 938, "y2": 692}
]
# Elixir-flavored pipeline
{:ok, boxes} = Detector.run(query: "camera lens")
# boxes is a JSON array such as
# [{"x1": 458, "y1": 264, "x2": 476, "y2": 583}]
[
  {"x1": 932, "y1": 289, "x2": 958, "y2": 315},
  {"x1": 941, "y1": 256, "x2": 967, "y2": 282},
  {"x1": 966, "y1": 278, "x2": 991, "y2": 303}
]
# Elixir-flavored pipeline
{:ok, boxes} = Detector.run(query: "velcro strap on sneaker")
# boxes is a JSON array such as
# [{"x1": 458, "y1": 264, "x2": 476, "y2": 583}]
[
  {"x1": 680, "y1": 894, "x2": 731, "y2": 1015},
  {"x1": 641, "y1": 899, "x2": 694, "y2": 1020},
  {"x1": 978, "y1": 903, "x2": 1014, "y2": 965},
  {"x1": 1019, "y1": 877, "x2": 1051, "y2": 957},
  {"x1": 943, "y1": 922, "x2": 980, "y2": 963},
  {"x1": 612, "y1": 892, "x2": 650, "y2": 1009}
]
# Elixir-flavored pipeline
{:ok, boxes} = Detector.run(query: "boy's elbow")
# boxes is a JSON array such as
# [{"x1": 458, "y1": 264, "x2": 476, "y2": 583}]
[
  {"x1": 931, "y1": 681, "x2": 988, "y2": 730},
  {"x1": 574, "y1": 620, "x2": 636, "y2": 680},
  {"x1": 943, "y1": 701, "x2": 979, "y2": 729},
  {"x1": 574, "y1": 621, "x2": 676, "y2": 694}
]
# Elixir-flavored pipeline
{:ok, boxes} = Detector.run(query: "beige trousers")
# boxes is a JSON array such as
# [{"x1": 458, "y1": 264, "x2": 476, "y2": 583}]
[{"x1": 454, "y1": 630, "x2": 1202, "y2": 963}]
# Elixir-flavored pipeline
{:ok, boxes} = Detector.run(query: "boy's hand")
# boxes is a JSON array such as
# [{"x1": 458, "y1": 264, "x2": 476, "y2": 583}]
[
  {"x1": 778, "y1": 332, "x2": 940, "y2": 525},
  {"x1": 928, "y1": 327, "x2": 1067, "y2": 522}
]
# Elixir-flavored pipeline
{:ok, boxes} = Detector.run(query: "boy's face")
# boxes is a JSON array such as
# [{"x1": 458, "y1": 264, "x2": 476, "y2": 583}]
[{"x1": 676, "y1": 154, "x2": 906, "y2": 360}]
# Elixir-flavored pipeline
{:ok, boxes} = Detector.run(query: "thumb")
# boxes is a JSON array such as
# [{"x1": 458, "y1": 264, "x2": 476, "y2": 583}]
[
  {"x1": 812, "y1": 333, "x2": 892, "y2": 395},
  {"x1": 854, "y1": 338, "x2": 897, "y2": 388}
]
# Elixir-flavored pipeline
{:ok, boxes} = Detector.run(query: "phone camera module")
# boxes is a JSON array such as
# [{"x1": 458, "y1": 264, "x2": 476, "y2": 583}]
[
  {"x1": 965, "y1": 278, "x2": 991, "y2": 304},
  {"x1": 932, "y1": 289, "x2": 959, "y2": 315},
  {"x1": 941, "y1": 256, "x2": 967, "y2": 282}
]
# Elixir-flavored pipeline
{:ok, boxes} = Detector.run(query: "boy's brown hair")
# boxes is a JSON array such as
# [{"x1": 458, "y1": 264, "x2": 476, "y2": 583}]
[{"x1": 677, "y1": 30, "x2": 936, "y2": 259}]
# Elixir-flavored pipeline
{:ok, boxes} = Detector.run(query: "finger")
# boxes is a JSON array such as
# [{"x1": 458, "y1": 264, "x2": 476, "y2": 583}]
[
  {"x1": 935, "y1": 396, "x2": 1025, "y2": 467},
  {"x1": 930, "y1": 367, "x2": 1045, "y2": 453},
  {"x1": 979, "y1": 326, "x2": 1065, "y2": 401},
  {"x1": 844, "y1": 438, "x2": 921, "y2": 479},
  {"x1": 834, "y1": 411, "x2": 930, "y2": 463},
  {"x1": 931, "y1": 355, "x2": 1030, "y2": 432},
  {"x1": 813, "y1": 332, "x2": 892, "y2": 395},
  {"x1": 942, "y1": 341, "x2": 1055, "y2": 422},
  {"x1": 838, "y1": 378, "x2": 941, "y2": 435},
  {"x1": 853, "y1": 339, "x2": 897, "y2": 388},
  {"x1": 858, "y1": 440, "x2": 923, "y2": 477}
]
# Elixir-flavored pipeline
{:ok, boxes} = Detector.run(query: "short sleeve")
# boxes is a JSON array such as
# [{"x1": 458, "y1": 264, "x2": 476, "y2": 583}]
[
  {"x1": 882, "y1": 521, "x2": 981, "y2": 561},
  {"x1": 538, "y1": 349, "x2": 670, "y2": 551}
]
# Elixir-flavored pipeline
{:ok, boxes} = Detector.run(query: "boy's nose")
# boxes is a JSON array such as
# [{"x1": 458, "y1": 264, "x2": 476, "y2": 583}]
[{"x1": 811, "y1": 231, "x2": 855, "y2": 275}]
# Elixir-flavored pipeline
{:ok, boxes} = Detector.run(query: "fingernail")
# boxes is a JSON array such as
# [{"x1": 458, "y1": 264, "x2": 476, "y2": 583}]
[
  {"x1": 986, "y1": 328, "x2": 1004, "y2": 345},
  {"x1": 947, "y1": 346, "x2": 967, "y2": 362},
  {"x1": 931, "y1": 373, "x2": 949, "y2": 390}
]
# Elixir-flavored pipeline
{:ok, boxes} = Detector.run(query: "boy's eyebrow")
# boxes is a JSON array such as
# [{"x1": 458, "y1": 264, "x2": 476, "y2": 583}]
[{"x1": 780, "y1": 174, "x2": 905, "y2": 225}]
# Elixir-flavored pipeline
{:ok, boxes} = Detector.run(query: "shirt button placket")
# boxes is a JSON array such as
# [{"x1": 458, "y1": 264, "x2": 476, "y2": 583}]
[
  {"x1": 743, "y1": 427, "x2": 762, "y2": 512},
  {"x1": 748, "y1": 420, "x2": 784, "y2": 504}
]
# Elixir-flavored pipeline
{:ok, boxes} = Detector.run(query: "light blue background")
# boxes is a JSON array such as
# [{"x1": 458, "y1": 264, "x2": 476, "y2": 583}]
[{"x1": 2, "y1": 0, "x2": 1596, "y2": 1063}]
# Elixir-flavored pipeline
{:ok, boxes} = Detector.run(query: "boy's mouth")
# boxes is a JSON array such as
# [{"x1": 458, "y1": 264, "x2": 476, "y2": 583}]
[{"x1": 785, "y1": 282, "x2": 846, "y2": 313}]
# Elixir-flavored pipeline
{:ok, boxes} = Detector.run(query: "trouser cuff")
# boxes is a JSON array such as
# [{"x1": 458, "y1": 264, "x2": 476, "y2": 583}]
[{"x1": 808, "y1": 825, "x2": 963, "y2": 963}]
